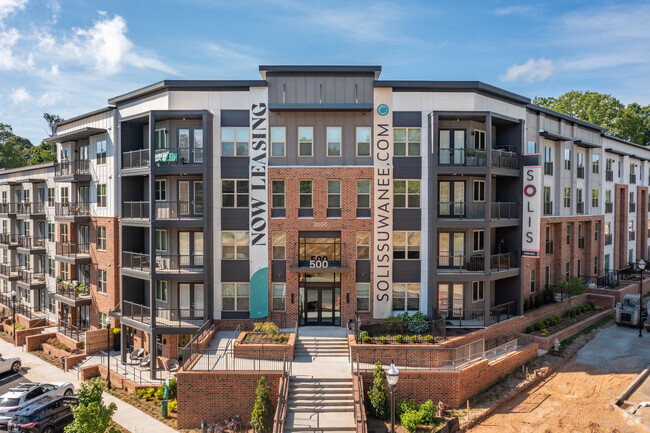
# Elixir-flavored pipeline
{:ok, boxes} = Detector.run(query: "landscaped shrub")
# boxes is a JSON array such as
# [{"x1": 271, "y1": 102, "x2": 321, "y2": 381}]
[
  {"x1": 400, "y1": 409, "x2": 422, "y2": 433},
  {"x1": 362, "y1": 336, "x2": 372, "y2": 344},
  {"x1": 399, "y1": 311, "x2": 430, "y2": 334},
  {"x1": 251, "y1": 376, "x2": 273, "y2": 433},
  {"x1": 397, "y1": 398, "x2": 417, "y2": 420},
  {"x1": 409, "y1": 335, "x2": 418, "y2": 344},
  {"x1": 425, "y1": 335, "x2": 434, "y2": 344},
  {"x1": 254, "y1": 322, "x2": 279, "y2": 337},
  {"x1": 379, "y1": 336, "x2": 388, "y2": 344},
  {"x1": 418, "y1": 400, "x2": 437, "y2": 425},
  {"x1": 368, "y1": 362, "x2": 389, "y2": 420},
  {"x1": 168, "y1": 399, "x2": 178, "y2": 412},
  {"x1": 525, "y1": 326, "x2": 534, "y2": 334},
  {"x1": 394, "y1": 335, "x2": 404, "y2": 344}
]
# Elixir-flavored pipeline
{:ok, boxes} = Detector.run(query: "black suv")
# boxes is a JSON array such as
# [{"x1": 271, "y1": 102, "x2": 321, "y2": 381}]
[{"x1": 7, "y1": 395, "x2": 76, "y2": 433}]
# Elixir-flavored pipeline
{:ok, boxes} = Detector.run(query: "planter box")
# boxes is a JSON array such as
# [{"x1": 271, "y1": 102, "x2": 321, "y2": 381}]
[
  {"x1": 526, "y1": 309, "x2": 613, "y2": 350},
  {"x1": 233, "y1": 332, "x2": 295, "y2": 360}
]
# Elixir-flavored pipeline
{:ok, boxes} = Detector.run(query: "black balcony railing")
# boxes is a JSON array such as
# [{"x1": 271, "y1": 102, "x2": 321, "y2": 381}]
[
  {"x1": 55, "y1": 202, "x2": 90, "y2": 217},
  {"x1": 577, "y1": 202, "x2": 585, "y2": 214},
  {"x1": 154, "y1": 147, "x2": 203, "y2": 165},
  {"x1": 606, "y1": 170, "x2": 614, "y2": 181},
  {"x1": 55, "y1": 242, "x2": 90, "y2": 257},
  {"x1": 438, "y1": 255, "x2": 485, "y2": 272},
  {"x1": 630, "y1": 202, "x2": 636, "y2": 213},
  {"x1": 122, "y1": 201, "x2": 150, "y2": 219},
  {"x1": 155, "y1": 254, "x2": 204, "y2": 272},
  {"x1": 0, "y1": 202, "x2": 16, "y2": 214},
  {"x1": 0, "y1": 264, "x2": 20, "y2": 278},
  {"x1": 491, "y1": 202, "x2": 519, "y2": 219},
  {"x1": 54, "y1": 159, "x2": 90, "y2": 177},
  {"x1": 578, "y1": 236, "x2": 585, "y2": 249},
  {"x1": 605, "y1": 202, "x2": 613, "y2": 213},
  {"x1": 18, "y1": 236, "x2": 45, "y2": 250},
  {"x1": 122, "y1": 300, "x2": 205, "y2": 328},
  {"x1": 545, "y1": 241, "x2": 553, "y2": 254},
  {"x1": 58, "y1": 321, "x2": 88, "y2": 342},
  {"x1": 155, "y1": 201, "x2": 204, "y2": 218},
  {"x1": 630, "y1": 174, "x2": 637, "y2": 184},
  {"x1": 491, "y1": 150, "x2": 519, "y2": 170},
  {"x1": 17, "y1": 202, "x2": 45, "y2": 215},
  {"x1": 122, "y1": 300, "x2": 151, "y2": 324},
  {"x1": 523, "y1": 154, "x2": 541, "y2": 166},
  {"x1": 489, "y1": 301, "x2": 518, "y2": 324},
  {"x1": 56, "y1": 281, "x2": 91, "y2": 300},
  {"x1": 122, "y1": 149, "x2": 150, "y2": 169},
  {"x1": 122, "y1": 251, "x2": 150, "y2": 272},
  {"x1": 437, "y1": 202, "x2": 485, "y2": 219},
  {"x1": 543, "y1": 201, "x2": 553, "y2": 216},
  {"x1": 438, "y1": 149, "x2": 487, "y2": 166},
  {"x1": 605, "y1": 233, "x2": 613, "y2": 245},
  {"x1": 490, "y1": 253, "x2": 518, "y2": 271},
  {"x1": 0, "y1": 233, "x2": 19, "y2": 245},
  {"x1": 544, "y1": 162, "x2": 553, "y2": 175},
  {"x1": 577, "y1": 166, "x2": 585, "y2": 179},
  {"x1": 630, "y1": 231, "x2": 636, "y2": 241},
  {"x1": 19, "y1": 269, "x2": 46, "y2": 286}
]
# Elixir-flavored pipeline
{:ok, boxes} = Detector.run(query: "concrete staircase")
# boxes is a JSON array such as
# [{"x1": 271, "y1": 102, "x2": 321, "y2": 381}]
[{"x1": 294, "y1": 337, "x2": 350, "y2": 358}]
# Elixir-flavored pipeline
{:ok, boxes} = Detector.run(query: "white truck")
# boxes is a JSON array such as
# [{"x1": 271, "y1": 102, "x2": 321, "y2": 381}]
[{"x1": 615, "y1": 294, "x2": 648, "y2": 327}]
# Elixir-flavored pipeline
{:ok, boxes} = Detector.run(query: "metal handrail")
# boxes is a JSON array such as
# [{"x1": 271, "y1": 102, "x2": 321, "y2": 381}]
[
  {"x1": 153, "y1": 147, "x2": 203, "y2": 165},
  {"x1": 122, "y1": 251, "x2": 151, "y2": 272},
  {"x1": 122, "y1": 201, "x2": 150, "y2": 219},
  {"x1": 55, "y1": 242, "x2": 90, "y2": 257},
  {"x1": 155, "y1": 254, "x2": 204, "y2": 272},
  {"x1": 354, "y1": 354, "x2": 367, "y2": 433},
  {"x1": 16, "y1": 202, "x2": 45, "y2": 214},
  {"x1": 54, "y1": 159, "x2": 90, "y2": 176},
  {"x1": 18, "y1": 236, "x2": 46, "y2": 249},
  {"x1": 54, "y1": 202, "x2": 90, "y2": 217},
  {"x1": 122, "y1": 149, "x2": 150, "y2": 169},
  {"x1": 438, "y1": 148, "x2": 487, "y2": 166},
  {"x1": 154, "y1": 201, "x2": 204, "y2": 218}
]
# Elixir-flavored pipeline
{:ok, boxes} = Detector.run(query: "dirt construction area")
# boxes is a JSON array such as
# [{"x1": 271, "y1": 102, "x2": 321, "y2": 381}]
[{"x1": 467, "y1": 325, "x2": 650, "y2": 433}]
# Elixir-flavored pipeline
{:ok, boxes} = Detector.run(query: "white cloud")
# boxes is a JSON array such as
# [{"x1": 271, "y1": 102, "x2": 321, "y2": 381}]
[
  {"x1": 0, "y1": 0, "x2": 27, "y2": 23},
  {"x1": 493, "y1": 5, "x2": 535, "y2": 16},
  {"x1": 500, "y1": 58, "x2": 554, "y2": 83},
  {"x1": 11, "y1": 87, "x2": 31, "y2": 104},
  {"x1": 204, "y1": 42, "x2": 262, "y2": 71},
  {"x1": 0, "y1": 28, "x2": 19, "y2": 70}
]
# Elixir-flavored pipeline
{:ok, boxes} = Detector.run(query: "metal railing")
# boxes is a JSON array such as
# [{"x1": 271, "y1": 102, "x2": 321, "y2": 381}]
[
  {"x1": 182, "y1": 346, "x2": 289, "y2": 372},
  {"x1": 437, "y1": 202, "x2": 484, "y2": 219},
  {"x1": 0, "y1": 202, "x2": 16, "y2": 214},
  {"x1": 491, "y1": 150, "x2": 519, "y2": 170},
  {"x1": 491, "y1": 202, "x2": 519, "y2": 219},
  {"x1": 490, "y1": 252, "x2": 518, "y2": 271},
  {"x1": 605, "y1": 233, "x2": 613, "y2": 245},
  {"x1": 18, "y1": 236, "x2": 45, "y2": 249},
  {"x1": 122, "y1": 201, "x2": 150, "y2": 219},
  {"x1": 180, "y1": 321, "x2": 215, "y2": 369},
  {"x1": 606, "y1": 170, "x2": 614, "y2": 181},
  {"x1": 154, "y1": 201, "x2": 204, "y2": 218},
  {"x1": 122, "y1": 149, "x2": 150, "y2": 169},
  {"x1": 153, "y1": 147, "x2": 203, "y2": 165},
  {"x1": 122, "y1": 251, "x2": 150, "y2": 272},
  {"x1": 56, "y1": 282, "x2": 91, "y2": 300},
  {"x1": 577, "y1": 202, "x2": 585, "y2": 214},
  {"x1": 578, "y1": 236, "x2": 585, "y2": 249},
  {"x1": 489, "y1": 301, "x2": 517, "y2": 324},
  {"x1": 18, "y1": 269, "x2": 46, "y2": 286},
  {"x1": 54, "y1": 159, "x2": 90, "y2": 177},
  {"x1": 0, "y1": 233, "x2": 19, "y2": 245},
  {"x1": 122, "y1": 300, "x2": 151, "y2": 324},
  {"x1": 438, "y1": 149, "x2": 487, "y2": 166},
  {"x1": 358, "y1": 317, "x2": 446, "y2": 343},
  {"x1": 437, "y1": 255, "x2": 485, "y2": 272},
  {"x1": 155, "y1": 254, "x2": 204, "y2": 272},
  {"x1": 440, "y1": 308, "x2": 486, "y2": 327},
  {"x1": 272, "y1": 354, "x2": 292, "y2": 433},
  {"x1": 522, "y1": 154, "x2": 541, "y2": 166},
  {"x1": 605, "y1": 202, "x2": 613, "y2": 213},
  {"x1": 630, "y1": 173, "x2": 637, "y2": 184},
  {"x1": 353, "y1": 354, "x2": 366, "y2": 433},
  {"x1": 55, "y1": 242, "x2": 90, "y2": 257},
  {"x1": 0, "y1": 264, "x2": 20, "y2": 278},
  {"x1": 545, "y1": 241, "x2": 553, "y2": 254},
  {"x1": 155, "y1": 308, "x2": 206, "y2": 328},
  {"x1": 544, "y1": 162, "x2": 553, "y2": 175},
  {"x1": 577, "y1": 166, "x2": 585, "y2": 179},
  {"x1": 17, "y1": 202, "x2": 45, "y2": 214},
  {"x1": 630, "y1": 202, "x2": 636, "y2": 213},
  {"x1": 58, "y1": 320, "x2": 88, "y2": 342},
  {"x1": 543, "y1": 201, "x2": 552, "y2": 215},
  {"x1": 55, "y1": 202, "x2": 90, "y2": 217}
]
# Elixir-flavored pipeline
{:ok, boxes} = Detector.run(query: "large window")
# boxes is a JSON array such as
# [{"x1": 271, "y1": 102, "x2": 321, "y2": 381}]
[
  {"x1": 299, "y1": 180, "x2": 313, "y2": 208},
  {"x1": 392, "y1": 283, "x2": 420, "y2": 311},
  {"x1": 394, "y1": 180, "x2": 420, "y2": 208},
  {"x1": 154, "y1": 129, "x2": 167, "y2": 149},
  {"x1": 472, "y1": 281, "x2": 484, "y2": 302},
  {"x1": 155, "y1": 229, "x2": 167, "y2": 251},
  {"x1": 222, "y1": 180, "x2": 249, "y2": 208},
  {"x1": 96, "y1": 140, "x2": 107, "y2": 165},
  {"x1": 48, "y1": 258, "x2": 55, "y2": 278},
  {"x1": 474, "y1": 130, "x2": 486, "y2": 150},
  {"x1": 272, "y1": 180, "x2": 285, "y2": 209},
  {"x1": 271, "y1": 127, "x2": 285, "y2": 157},
  {"x1": 272, "y1": 283, "x2": 286, "y2": 311},
  {"x1": 272, "y1": 231, "x2": 285, "y2": 260},
  {"x1": 97, "y1": 269, "x2": 107, "y2": 293},
  {"x1": 592, "y1": 154, "x2": 600, "y2": 173},
  {"x1": 48, "y1": 188, "x2": 54, "y2": 207},
  {"x1": 298, "y1": 236, "x2": 341, "y2": 265},
  {"x1": 97, "y1": 226, "x2": 106, "y2": 250},
  {"x1": 155, "y1": 180, "x2": 166, "y2": 201},
  {"x1": 356, "y1": 283, "x2": 370, "y2": 312},
  {"x1": 156, "y1": 281, "x2": 168, "y2": 302},
  {"x1": 298, "y1": 127, "x2": 313, "y2": 157},
  {"x1": 356, "y1": 127, "x2": 371, "y2": 156},
  {"x1": 356, "y1": 231, "x2": 370, "y2": 259},
  {"x1": 48, "y1": 223, "x2": 55, "y2": 242},
  {"x1": 222, "y1": 232, "x2": 249, "y2": 259},
  {"x1": 473, "y1": 230, "x2": 484, "y2": 252},
  {"x1": 564, "y1": 187, "x2": 571, "y2": 208},
  {"x1": 222, "y1": 283, "x2": 249, "y2": 311},
  {"x1": 473, "y1": 181, "x2": 485, "y2": 202},
  {"x1": 357, "y1": 180, "x2": 370, "y2": 209},
  {"x1": 221, "y1": 127, "x2": 249, "y2": 156},
  {"x1": 327, "y1": 127, "x2": 341, "y2": 157},
  {"x1": 393, "y1": 232, "x2": 420, "y2": 259},
  {"x1": 327, "y1": 180, "x2": 341, "y2": 209},
  {"x1": 394, "y1": 128, "x2": 420, "y2": 156},
  {"x1": 96, "y1": 184, "x2": 107, "y2": 207},
  {"x1": 61, "y1": 187, "x2": 69, "y2": 204},
  {"x1": 60, "y1": 224, "x2": 68, "y2": 243}
]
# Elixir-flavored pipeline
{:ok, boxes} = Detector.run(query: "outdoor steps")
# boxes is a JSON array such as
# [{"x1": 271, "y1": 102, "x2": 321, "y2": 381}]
[
  {"x1": 295, "y1": 337, "x2": 349, "y2": 358},
  {"x1": 284, "y1": 428, "x2": 356, "y2": 432},
  {"x1": 284, "y1": 377, "x2": 357, "y2": 430}
]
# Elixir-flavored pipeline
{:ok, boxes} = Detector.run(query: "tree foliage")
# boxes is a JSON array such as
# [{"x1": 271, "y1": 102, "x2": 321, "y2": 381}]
[
  {"x1": 64, "y1": 378, "x2": 120, "y2": 433},
  {"x1": 368, "y1": 361, "x2": 389, "y2": 420},
  {"x1": 29, "y1": 141, "x2": 57, "y2": 165},
  {"x1": 44, "y1": 112, "x2": 64, "y2": 137},
  {"x1": 251, "y1": 376, "x2": 274, "y2": 433},
  {"x1": 534, "y1": 91, "x2": 650, "y2": 145}
]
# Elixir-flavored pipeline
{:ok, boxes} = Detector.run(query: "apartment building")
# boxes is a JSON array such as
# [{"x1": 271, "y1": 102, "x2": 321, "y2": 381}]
[{"x1": 2, "y1": 65, "x2": 649, "y2": 379}]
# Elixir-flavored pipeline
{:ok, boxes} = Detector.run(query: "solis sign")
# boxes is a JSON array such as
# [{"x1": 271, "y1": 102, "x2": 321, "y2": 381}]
[{"x1": 522, "y1": 165, "x2": 542, "y2": 257}]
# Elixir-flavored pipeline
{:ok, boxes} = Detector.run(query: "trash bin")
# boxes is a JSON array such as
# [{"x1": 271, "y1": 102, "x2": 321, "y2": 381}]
[{"x1": 161, "y1": 400, "x2": 168, "y2": 418}]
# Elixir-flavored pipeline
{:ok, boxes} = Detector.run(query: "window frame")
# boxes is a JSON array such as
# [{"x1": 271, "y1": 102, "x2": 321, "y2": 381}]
[
  {"x1": 270, "y1": 127, "x2": 286, "y2": 157},
  {"x1": 96, "y1": 140, "x2": 107, "y2": 165},
  {"x1": 271, "y1": 180, "x2": 285, "y2": 209},
  {"x1": 356, "y1": 127, "x2": 371, "y2": 157},
  {"x1": 393, "y1": 179, "x2": 421, "y2": 209},
  {"x1": 298, "y1": 127, "x2": 313, "y2": 157},
  {"x1": 327, "y1": 179, "x2": 341, "y2": 209},
  {"x1": 222, "y1": 282, "x2": 250, "y2": 312},
  {"x1": 155, "y1": 280, "x2": 168, "y2": 302},
  {"x1": 221, "y1": 127, "x2": 250, "y2": 157},
  {"x1": 394, "y1": 127, "x2": 421, "y2": 156},
  {"x1": 326, "y1": 127, "x2": 342, "y2": 157},
  {"x1": 473, "y1": 180, "x2": 485, "y2": 202},
  {"x1": 299, "y1": 180, "x2": 313, "y2": 209},
  {"x1": 272, "y1": 283, "x2": 286, "y2": 312},
  {"x1": 97, "y1": 226, "x2": 106, "y2": 250},
  {"x1": 473, "y1": 230, "x2": 485, "y2": 252},
  {"x1": 391, "y1": 282, "x2": 420, "y2": 312},
  {"x1": 221, "y1": 231, "x2": 250, "y2": 260},
  {"x1": 357, "y1": 180, "x2": 371, "y2": 209},
  {"x1": 47, "y1": 188, "x2": 55, "y2": 207},
  {"x1": 393, "y1": 231, "x2": 420, "y2": 260},
  {"x1": 96, "y1": 184, "x2": 107, "y2": 208},
  {"x1": 155, "y1": 229, "x2": 167, "y2": 252},
  {"x1": 472, "y1": 281, "x2": 484, "y2": 302},
  {"x1": 97, "y1": 269, "x2": 107, "y2": 293},
  {"x1": 272, "y1": 231, "x2": 286, "y2": 260},
  {"x1": 356, "y1": 231, "x2": 370, "y2": 260},
  {"x1": 221, "y1": 179, "x2": 249, "y2": 208},
  {"x1": 356, "y1": 282, "x2": 370, "y2": 312}
]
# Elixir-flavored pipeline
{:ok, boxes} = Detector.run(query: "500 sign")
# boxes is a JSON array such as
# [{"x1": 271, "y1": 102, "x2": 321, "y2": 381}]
[{"x1": 309, "y1": 256, "x2": 329, "y2": 269}]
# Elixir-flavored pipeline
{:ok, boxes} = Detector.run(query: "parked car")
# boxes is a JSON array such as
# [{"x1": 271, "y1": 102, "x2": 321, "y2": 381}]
[
  {"x1": 0, "y1": 383, "x2": 75, "y2": 428},
  {"x1": 615, "y1": 294, "x2": 648, "y2": 327},
  {"x1": 7, "y1": 395, "x2": 77, "y2": 433},
  {"x1": 0, "y1": 355, "x2": 21, "y2": 374}
]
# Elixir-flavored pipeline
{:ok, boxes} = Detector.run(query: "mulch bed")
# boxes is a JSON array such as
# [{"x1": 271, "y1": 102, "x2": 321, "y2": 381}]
[
  {"x1": 241, "y1": 332, "x2": 290, "y2": 344},
  {"x1": 529, "y1": 308, "x2": 602, "y2": 337},
  {"x1": 0, "y1": 331, "x2": 14, "y2": 344},
  {"x1": 104, "y1": 383, "x2": 178, "y2": 430},
  {"x1": 30, "y1": 349, "x2": 64, "y2": 369}
]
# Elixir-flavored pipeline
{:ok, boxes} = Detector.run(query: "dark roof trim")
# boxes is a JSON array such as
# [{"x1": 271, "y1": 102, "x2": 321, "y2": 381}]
[
  {"x1": 602, "y1": 134, "x2": 649, "y2": 152},
  {"x1": 55, "y1": 107, "x2": 115, "y2": 128},
  {"x1": 573, "y1": 139, "x2": 601, "y2": 149},
  {"x1": 0, "y1": 162, "x2": 54, "y2": 176},
  {"x1": 605, "y1": 148, "x2": 632, "y2": 157},
  {"x1": 539, "y1": 130, "x2": 572, "y2": 142},
  {"x1": 375, "y1": 80, "x2": 530, "y2": 105},
  {"x1": 109, "y1": 80, "x2": 267, "y2": 105},
  {"x1": 527, "y1": 104, "x2": 607, "y2": 132},
  {"x1": 49, "y1": 127, "x2": 106, "y2": 143},
  {"x1": 260, "y1": 65, "x2": 381, "y2": 79},
  {"x1": 268, "y1": 103, "x2": 373, "y2": 111}
]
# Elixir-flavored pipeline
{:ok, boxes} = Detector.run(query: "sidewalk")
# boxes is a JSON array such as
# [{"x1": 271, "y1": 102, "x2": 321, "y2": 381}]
[{"x1": 0, "y1": 339, "x2": 178, "y2": 433}]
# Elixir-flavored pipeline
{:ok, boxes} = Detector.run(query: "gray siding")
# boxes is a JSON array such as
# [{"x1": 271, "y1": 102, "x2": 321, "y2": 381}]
[{"x1": 267, "y1": 75, "x2": 374, "y2": 106}]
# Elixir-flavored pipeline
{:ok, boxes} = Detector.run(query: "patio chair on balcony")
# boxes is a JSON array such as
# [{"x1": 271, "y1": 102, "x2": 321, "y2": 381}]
[
  {"x1": 165, "y1": 358, "x2": 180, "y2": 374},
  {"x1": 129, "y1": 348, "x2": 144, "y2": 364},
  {"x1": 139, "y1": 354, "x2": 151, "y2": 368},
  {"x1": 156, "y1": 257, "x2": 169, "y2": 270}
]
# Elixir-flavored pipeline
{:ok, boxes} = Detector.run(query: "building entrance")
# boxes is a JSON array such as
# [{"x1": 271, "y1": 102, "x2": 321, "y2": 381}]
[{"x1": 299, "y1": 273, "x2": 341, "y2": 326}]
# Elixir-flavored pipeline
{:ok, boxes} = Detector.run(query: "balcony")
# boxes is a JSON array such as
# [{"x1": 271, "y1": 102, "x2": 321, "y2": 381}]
[
  {"x1": 155, "y1": 201, "x2": 204, "y2": 219},
  {"x1": 606, "y1": 170, "x2": 614, "y2": 181},
  {"x1": 54, "y1": 281, "x2": 91, "y2": 307},
  {"x1": 55, "y1": 242, "x2": 90, "y2": 264},
  {"x1": 630, "y1": 202, "x2": 636, "y2": 213},
  {"x1": 543, "y1": 201, "x2": 553, "y2": 216},
  {"x1": 155, "y1": 254, "x2": 204, "y2": 274},
  {"x1": 577, "y1": 166, "x2": 584, "y2": 179},
  {"x1": 578, "y1": 236, "x2": 585, "y2": 249},
  {"x1": 523, "y1": 154, "x2": 541, "y2": 166},
  {"x1": 545, "y1": 241, "x2": 553, "y2": 254},
  {"x1": 16, "y1": 202, "x2": 45, "y2": 218},
  {"x1": 605, "y1": 233, "x2": 613, "y2": 245},
  {"x1": 438, "y1": 149, "x2": 487, "y2": 167},
  {"x1": 0, "y1": 264, "x2": 20, "y2": 280},
  {"x1": 54, "y1": 159, "x2": 91, "y2": 182},
  {"x1": 577, "y1": 202, "x2": 585, "y2": 215},
  {"x1": 544, "y1": 162, "x2": 553, "y2": 175},
  {"x1": 630, "y1": 174, "x2": 637, "y2": 184},
  {"x1": 122, "y1": 201, "x2": 150, "y2": 220},
  {"x1": 438, "y1": 255, "x2": 485, "y2": 272},
  {"x1": 58, "y1": 321, "x2": 90, "y2": 342},
  {"x1": 490, "y1": 253, "x2": 519, "y2": 272},
  {"x1": 122, "y1": 300, "x2": 205, "y2": 329},
  {"x1": 438, "y1": 202, "x2": 484, "y2": 219},
  {"x1": 17, "y1": 236, "x2": 46, "y2": 253},
  {"x1": 122, "y1": 149, "x2": 150, "y2": 170},
  {"x1": 491, "y1": 202, "x2": 519, "y2": 219},
  {"x1": 491, "y1": 150, "x2": 519, "y2": 170},
  {"x1": 0, "y1": 233, "x2": 19, "y2": 247},
  {"x1": 630, "y1": 231, "x2": 636, "y2": 241},
  {"x1": 154, "y1": 147, "x2": 203, "y2": 166},
  {"x1": 17, "y1": 269, "x2": 46, "y2": 290},
  {"x1": 122, "y1": 251, "x2": 151, "y2": 273},
  {"x1": 54, "y1": 202, "x2": 90, "y2": 221},
  {"x1": 0, "y1": 202, "x2": 16, "y2": 216},
  {"x1": 605, "y1": 202, "x2": 613, "y2": 213}
]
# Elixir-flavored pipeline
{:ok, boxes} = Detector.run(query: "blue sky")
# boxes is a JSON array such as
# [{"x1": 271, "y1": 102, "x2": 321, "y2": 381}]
[{"x1": 1, "y1": 0, "x2": 649, "y2": 145}]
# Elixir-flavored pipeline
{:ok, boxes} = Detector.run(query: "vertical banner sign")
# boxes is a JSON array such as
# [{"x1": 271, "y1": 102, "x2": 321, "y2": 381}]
[
  {"x1": 249, "y1": 87, "x2": 269, "y2": 318},
  {"x1": 522, "y1": 164, "x2": 542, "y2": 257},
  {"x1": 373, "y1": 87, "x2": 393, "y2": 318}
]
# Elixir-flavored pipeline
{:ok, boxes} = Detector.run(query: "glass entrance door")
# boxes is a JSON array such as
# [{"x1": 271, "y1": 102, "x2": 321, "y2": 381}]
[
  {"x1": 306, "y1": 289, "x2": 319, "y2": 325},
  {"x1": 303, "y1": 287, "x2": 338, "y2": 326}
]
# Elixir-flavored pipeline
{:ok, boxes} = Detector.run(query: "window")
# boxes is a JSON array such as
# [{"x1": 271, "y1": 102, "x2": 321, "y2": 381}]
[
  {"x1": 154, "y1": 129, "x2": 167, "y2": 149},
  {"x1": 564, "y1": 187, "x2": 571, "y2": 208},
  {"x1": 545, "y1": 266, "x2": 551, "y2": 288},
  {"x1": 592, "y1": 154, "x2": 599, "y2": 173},
  {"x1": 155, "y1": 229, "x2": 167, "y2": 251},
  {"x1": 48, "y1": 223, "x2": 55, "y2": 242},
  {"x1": 577, "y1": 259, "x2": 582, "y2": 277},
  {"x1": 472, "y1": 281, "x2": 484, "y2": 302},
  {"x1": 357, "y1": 231, "x2": 370, "y2": 259},
  {"x1": 221, "y1": 127, "x2": 249, "y2": 156},
  {"x1": 299, "y1": 180, "x2": 312, "y2": 208},
  {"x1": 594, "y1": 256, "x2": 599, "y2": 275},
  {"x1": 222, "y1": 232, "x2": 249, "y2": 259},
  {"x1": 473, "y1": 230, "x2": 485, "y2": 252},
  {"x1": 630, "y1": 163, "x2": 636, "y2": 175},
  {"x1": 61, "y1": 187, "x2": 69, "y2": 204},
  {"x1": 48, "y1": 259, "x2": 55, "y2": 278},
  {"x1": 592, "y1": 189, "x2": 599, "y2": 208},
  {"x1": 605, "y1": 190, "x2": 611, "y2": 203},
  {"x1": 392, "y1": 283, "x2": 420, "y2": 311},
  {"x1": 564, "y1": 149, "x2": 571, "y2": 170},
  {"x1": 473, "y1": 181, "x2": 485, "y2": 202},
  {"x1": 356, "y1": 283, "x2": 370, "y2": 311},
  {"x1": 272, "y1": 232, "x2": 285, "y2": 260},
  {"x1": 222, "y1": 180, "x2": 249, "y2": 208},
  {"x1": 393, "y1": 231, "x2": 420, "y2": 259},
  {"x1": 527, "y1": 141, "x2": 537, "y2": 154},
  {"x1": 565, "y1": 262, "x2": 570, "y2": 279},
  {"x1": 24, "y1": 190, "x2": 29, "y2": 203},
  {"x1": 357, "y1": 127, "x2": 371, "y2": 156},
  {"x1": 545, "y1": 146, "x2": 551, "y2": 163},
  {"x1": 394, "y1": 180, "x2": 420, "y2": 208},
  {"x1": 630, "y1": 191, "x2": 635, "y2": 205},
  {"x1": 298, "y1": 127, "x2": 313, "y2": 156},
  {"x1": 271, "y1": 127, "x2": 285, "y2": 157},
  {"x1": 60, "y1": 224, "x2": 68, "y2": 243},
  {"x1": 61, "y1": 263, "x2": 68, "y2": 281},
  {"x1": 155, "y1": 180, "x2": 166, "y2": 201},
  {"x1": 222, "y1": 282, "x2": 249, "y2": 311},
  {"x1": 1, "y1": 191, "x2": 5, "y2": 203},
  {"x1": 272, "y1": 180, "x2": 285, "y2": 209},
  {"x1": 530, "y1": 270, "x2": 536, "y2": 292},
  {"x1": 394, "y1": 128, "x2": 420, "y2": 156},
  {"x1": 96, "y1": 184, "x2": 106, "y2": 207},
  {"x1": 97, "y1": 226, "x2": 106, "y2": 250},
  {"x1": 327, "y1": 127, "x2": 341, "y2": 157},
  {"x1": 156, "y1": 281, "x2": 168, "y2": 302},
  {"x1": 566, "y1": 224, "x2": 571, "y2": 245},
  {"x1": 97, "y1": 269, "x2": 107, "y2": 293},
  {"x1": 606, "y1": 158, "x2": 613, "y2": 172},
  {"x1": 272, "y1": 283, "x2": 286, "y2": 311},
  {"x1": 327, "y1": 180, "x2": 341, "y2": 209},
  {"x1": 357, "y1": 180, "x2": 370, "y2": 209},
  {"x1": 605, "y1": 254, "x2": 610, "y2": 272},
  {"x1": 48, "y1": 188, "x2": 54, "y2": 207},
  {"x1": 98, "y1": 312, "x2": 107, "y2": 329},
  {"x1": 96, "y1": 140, "x2": 107, "y2": 165},
  {"x1": 629, "y1": 249, "x2": 634, "y2": 264},
  {"x1": 474, "y1": 130, "x2": 486, "y2": 150},
  {"x1": 595, "y1": 221, "x2": 600, "y2": 241},
  {"x1": 544, "y1": 186, "x2": 551, "y2": 203}
]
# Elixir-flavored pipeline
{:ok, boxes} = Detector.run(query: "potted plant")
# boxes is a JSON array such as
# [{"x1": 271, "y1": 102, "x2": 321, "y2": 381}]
[{"x1": 74, "y1": 284, "x2": 84, "y2": 295}]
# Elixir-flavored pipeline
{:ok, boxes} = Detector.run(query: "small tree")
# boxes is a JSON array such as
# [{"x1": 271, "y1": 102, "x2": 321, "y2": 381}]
[
  {"x1": 251, "y1": 376, "x2": 274, "y2": 433},
  {"x1": 368, "y1": 361, "x2": 389, "y2": 420},
  {"x1": 65, "y1": 378, "x2": 120, "y2": 433},
  {"x1": 553, "y1": 276, "x2": 588, "y2": 312}
]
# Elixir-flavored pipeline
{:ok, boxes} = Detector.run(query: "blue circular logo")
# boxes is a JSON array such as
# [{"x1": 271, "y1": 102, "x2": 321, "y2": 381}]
[{"x1": 377, "y1": 104, "x2": 389, "y2": 116}]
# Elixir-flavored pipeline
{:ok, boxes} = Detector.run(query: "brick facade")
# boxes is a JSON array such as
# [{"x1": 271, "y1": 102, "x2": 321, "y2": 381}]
[{"x1": 89, "y1": 217, "x2": 120, "y2": 328}]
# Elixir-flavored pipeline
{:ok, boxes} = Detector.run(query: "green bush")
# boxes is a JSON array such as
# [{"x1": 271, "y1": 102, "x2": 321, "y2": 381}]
[
  {"x1": 360, "y1": 331, "x2": 369, "y2": 340},
  {"x1": 379, "y1": 336, "x2": 388, "y2": 344},
  {"x1": 167, "y1": 378, "x2": 177, "y2": 400},
  {"x1": 418, "y1": 400, "x2": 437, "y2": 425},
  {"x1": 154, "y1": 386, "x2": 164, "y2": 401},
  {"x1": 424, "y1": 335, "x2": 434, "y2": 344},
  {"x1": 362, "y1": 336, "x2": 372, "y2": 344},
  {"x1": 400, "y1": 409, "x2": 422, "y2": 433},
  {"x1": 168, "y1": 399, "x2": 178, "y2": 412},
  {"x1": 253, "y1": 322, "x2": 279, "y2": 337},
  {"x1": 397, "y1": 398, "x2": 417, "y2": 420},
  {"x1": 409, "y1": 335, "x2": 418, "y2": 344},
  {"x1": 251, "y1": 376, "x2": 273, "y2": 433},
  {"x1": 394, "y1": 335, "x2": 404, "y2": 344},
  {"x1": 525, "y1": 326, "x2": 534, "y2": 334},
  {"x1": 368, "y1": 362, "x2": 389, "y2": 420}
]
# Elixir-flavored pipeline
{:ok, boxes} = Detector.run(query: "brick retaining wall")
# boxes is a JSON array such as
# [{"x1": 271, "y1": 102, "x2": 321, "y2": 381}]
[
  {"x1": 233, "y1": 332, "x2": 295, "y2": 360},
  {"x1": 588, "y1": 278, "x2": 650, "y2": 304},
  {"x1": 80, "y1": 365, "x2": 152, "y2": 393},
  {"x1": 528, "y1": 309, "x2": 613, "y2": 350}
]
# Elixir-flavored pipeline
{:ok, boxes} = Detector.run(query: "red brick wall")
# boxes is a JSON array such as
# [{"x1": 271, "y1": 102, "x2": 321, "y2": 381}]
[
  {"x1": 177, "y1": 371, "x2": 281, "y2": 429},
  {"x1": 89, "y1": 217, "x2": 120, "y2": 329},
  {"x1": 615, "y1": 184, "x2": 629, "y2": 269},
  {"x1": 530, "y1": 309, "x2": 612, "y2": 350},
  {"x1": 636, "y1": 186, "x2": 648, "y2": 260}
]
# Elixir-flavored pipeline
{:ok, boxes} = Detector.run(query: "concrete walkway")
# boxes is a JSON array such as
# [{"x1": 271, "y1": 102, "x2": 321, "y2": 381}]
[{"x1": 0, "y1": 339, "x2": 178, "y2": 433}]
